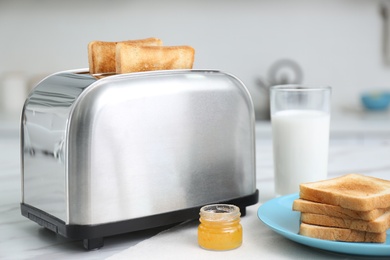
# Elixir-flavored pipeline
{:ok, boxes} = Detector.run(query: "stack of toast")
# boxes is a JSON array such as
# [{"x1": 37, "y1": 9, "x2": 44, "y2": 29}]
[
  {"x1": 293, "y1": 174, "x2": 390, "y2": 243},
  {"x1": 88, "y1": 37, "x2": 195, "y2": 75}
]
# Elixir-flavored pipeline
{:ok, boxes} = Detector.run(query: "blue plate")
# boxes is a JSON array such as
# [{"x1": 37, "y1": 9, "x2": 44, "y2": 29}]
[{"x1": 258, "y1": 193, "x2": 390, "y2": 256}]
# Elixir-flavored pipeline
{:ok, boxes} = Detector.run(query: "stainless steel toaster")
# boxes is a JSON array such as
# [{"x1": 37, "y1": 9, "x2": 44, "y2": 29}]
[{"x1": 20, "y1": 69, "x2": 258, "y2": 250}]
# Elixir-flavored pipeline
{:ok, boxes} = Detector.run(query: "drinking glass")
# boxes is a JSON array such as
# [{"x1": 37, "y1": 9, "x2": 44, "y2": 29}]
[{"x1": 270, "y1": 85, "x2": 331, "y2": 196}]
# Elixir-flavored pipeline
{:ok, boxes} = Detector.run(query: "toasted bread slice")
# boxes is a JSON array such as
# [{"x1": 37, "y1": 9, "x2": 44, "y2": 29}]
[
  {"x1": 299, "y1": 174, "x2": 390, "y2": 211},
  {"x1": 300, "y1": 211, "x2": 390, "y2": 233},
  {"x1": 88, "y1": 38, "x2": 163, "y2": 74},
  {"x1": 293, "y1": 199, "x2": 390, "y2": 221},
  {"x1": 116, "y1": 44, "x2": 195, "y2": 74},
  {"x1": 299, "y1": 223, "x2": 386, "y2": 243}
]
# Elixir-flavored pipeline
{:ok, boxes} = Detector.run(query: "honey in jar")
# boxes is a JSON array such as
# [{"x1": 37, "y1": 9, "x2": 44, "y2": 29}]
[{"x1": 198, "y1": 204, "x2": 242, "y2": 250}]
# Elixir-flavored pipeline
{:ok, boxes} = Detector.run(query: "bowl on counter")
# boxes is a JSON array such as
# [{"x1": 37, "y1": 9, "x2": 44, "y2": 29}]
[{"x1": 360, "y1": 91, "x2": 390, "y2": 111}]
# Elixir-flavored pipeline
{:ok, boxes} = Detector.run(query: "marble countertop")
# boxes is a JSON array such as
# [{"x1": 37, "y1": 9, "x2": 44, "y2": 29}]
[{"x1": 1, "y1": 125, "x2": 390, "y2": 259}]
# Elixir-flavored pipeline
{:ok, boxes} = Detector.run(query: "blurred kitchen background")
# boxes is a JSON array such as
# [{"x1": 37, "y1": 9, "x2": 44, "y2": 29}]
[{"x1": 1, "y1": 0, "x2": 390, "y2": 142}]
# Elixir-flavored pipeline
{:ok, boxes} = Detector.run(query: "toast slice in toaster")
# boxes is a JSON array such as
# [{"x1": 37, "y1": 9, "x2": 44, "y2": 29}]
[
  {"x1": 116, "y1": 44, "x2": 195, "y2": 73},
  {"x1": 88, "y1": 38, "x2": 163, "y2": 74}
]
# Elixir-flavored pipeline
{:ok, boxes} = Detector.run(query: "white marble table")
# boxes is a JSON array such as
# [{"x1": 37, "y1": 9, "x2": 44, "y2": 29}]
[{"x1": 1, "y1": 122, "x2": 390, "y2": 259}]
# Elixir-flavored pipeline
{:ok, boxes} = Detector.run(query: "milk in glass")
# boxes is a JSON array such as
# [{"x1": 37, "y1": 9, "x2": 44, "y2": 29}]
[{"x1": 272, "y1": 109, "x2": 330, "y2": 195}]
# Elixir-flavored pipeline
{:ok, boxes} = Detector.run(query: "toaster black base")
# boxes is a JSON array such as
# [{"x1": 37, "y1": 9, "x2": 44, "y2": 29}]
[{"x1": 21, "y1": 189, "x2": 258, "y2": 250}]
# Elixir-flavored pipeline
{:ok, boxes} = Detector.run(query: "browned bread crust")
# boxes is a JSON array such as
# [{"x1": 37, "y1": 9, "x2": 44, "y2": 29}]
[
  {"x1": 299, "y1": 174, "x2": 390, "y2": 211},
  {"x1": 293, "y1": 199, "x2": 389, "y2": 221},
  {"x1": 299, "y1": 223, "x2": 386, "y2": 243},
  {"x1": 88, "y1": 38, "x2": 163, "y2": 74},
  {"x1": 116, "y1": 44, "x2": 195, "y2": 74},
  {"x1": 300, "y1": 211, "x2": 390, "y2": 233}
]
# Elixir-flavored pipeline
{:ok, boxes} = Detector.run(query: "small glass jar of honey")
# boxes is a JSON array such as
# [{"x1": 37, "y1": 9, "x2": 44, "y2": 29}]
[{"x1": 198, "y1": 204, "x2": 242, "y2": 251}]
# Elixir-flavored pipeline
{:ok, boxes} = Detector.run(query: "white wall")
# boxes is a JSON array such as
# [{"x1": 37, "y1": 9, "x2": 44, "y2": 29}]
[{"x1": 1, "y1": 0, "x2": 389, "y2": 118}]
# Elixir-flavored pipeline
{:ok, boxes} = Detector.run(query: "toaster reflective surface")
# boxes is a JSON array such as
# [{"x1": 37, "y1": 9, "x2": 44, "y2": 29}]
[
  {"x1": 22, "y1": 70, "x2": 256, "y2": 225},
  {"x1": 22, "y1": 71, "x2": 97, "y2": 222}
]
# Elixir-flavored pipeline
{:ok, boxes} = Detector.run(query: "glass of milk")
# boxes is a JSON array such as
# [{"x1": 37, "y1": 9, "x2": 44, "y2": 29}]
[{"x1": 270, "y1": 85, "x2": 331, "y2": 196}]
